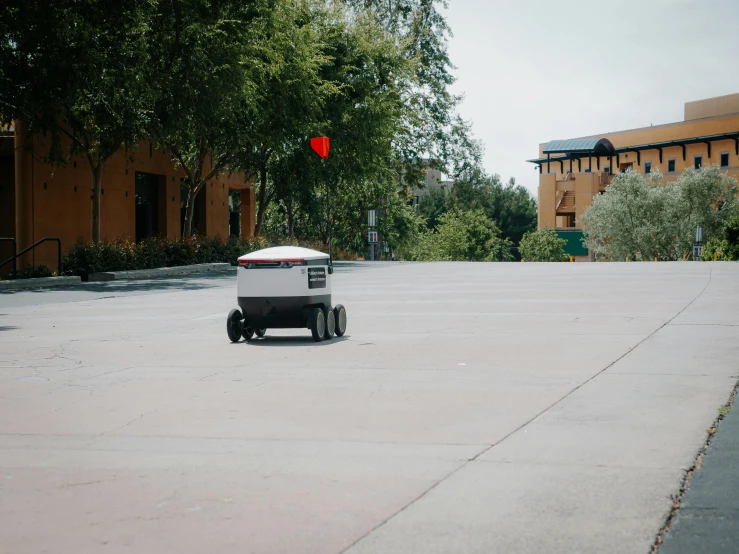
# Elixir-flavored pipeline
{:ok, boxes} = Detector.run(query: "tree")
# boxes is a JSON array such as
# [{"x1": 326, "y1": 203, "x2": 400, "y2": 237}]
[
  {"x1": 342, "y1": 0, "x2": 473, "y2": 194},
  {"x1": 262, "y1": 6, "x2": 414, "y2": 253},
  {"x1": 418, "y1": 187, "x2": 448, "y2": 229},
  {"x1": 235, "y1": 0, "x2": 334, "y2": 236},
  {"x1": 147, "y1": 0, "x2": 269, "y2": 236},
  {"x1": 581, "y1": 166, "x2": 738, "y2": 261},
  {"x1": 701, "y1": 214, "x2": 739, "y2": 261},
  {"x1": 447, "y1": 171, "x2": 537, "y2": 245},
  {"x1": 377, "y1": 194, "x2": 426, "y2": 257},
  {"x1": 0, "y1": 0, "x2": 154, "y2": 242},
  {"x1": 519, "y1": 229, "x2": 568, "y2": 262},
  {"x1": 410, "y1": 210, "x2": 512, "y2": 261}
]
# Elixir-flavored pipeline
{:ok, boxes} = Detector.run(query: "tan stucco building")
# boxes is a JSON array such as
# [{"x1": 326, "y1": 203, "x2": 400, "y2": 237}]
[
  {"x1": 529, "y1": 93, "x2": 739, "y2": 260},
  {"x1": 0, "y1": 122, "x2": 256, "y2": 271}
]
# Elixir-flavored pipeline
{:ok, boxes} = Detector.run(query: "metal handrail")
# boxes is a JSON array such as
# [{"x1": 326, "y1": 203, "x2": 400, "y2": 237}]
[{"x1": 0, "y1": 237, "x2": 62, "y2": 278}]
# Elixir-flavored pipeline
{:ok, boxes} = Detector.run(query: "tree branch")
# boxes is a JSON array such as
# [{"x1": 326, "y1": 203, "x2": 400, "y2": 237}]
[
  {"x1": 168, "y1": 143, "x2": 194, "y2": 185},
  {"x1": 201, "y1": 152, "x2": 230, "y2": 184}
]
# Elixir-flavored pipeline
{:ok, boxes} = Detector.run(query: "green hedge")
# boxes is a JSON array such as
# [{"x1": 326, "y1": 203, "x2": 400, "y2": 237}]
[
  {"x1": 61, "y1": 236, "x2": 358, "y2": 279},
  {"x1": 0, "y1": 264, "x2": 54, "y2": 280}
]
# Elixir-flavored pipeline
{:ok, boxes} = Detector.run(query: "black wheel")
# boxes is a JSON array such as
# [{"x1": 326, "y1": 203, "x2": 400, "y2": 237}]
[
  {"x1": 242, "y1": 325, "x2": 255, "y2": 341},
  {"x1": 324, "y1": 308, "x2": 335, "y2": 340},
  {"x1": 310, "y1": 308, "x2": 325, "y2": 342},
  {"x1": 255, "y1": 328, "x2": 267, "y2": 338},
  {"x1": 334, "y1": 304, "x2": 347, "y2": 336},
  {"x1": 227, "y1": 309, "x2": 243, "y2": 343}
]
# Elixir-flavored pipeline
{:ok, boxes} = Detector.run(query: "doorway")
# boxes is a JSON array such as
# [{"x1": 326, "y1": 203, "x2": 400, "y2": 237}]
[{"x1": 135, "y1": 172, "x2": 165, "y2": 241}]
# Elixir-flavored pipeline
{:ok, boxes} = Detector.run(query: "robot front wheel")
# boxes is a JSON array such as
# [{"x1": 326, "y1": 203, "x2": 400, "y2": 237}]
[
  {"x1": 309, "y1": 305, "x2": 347, "y2": 342},
  {"x1": 333, "y1": 305, "x2": 347, "y2": 337},
  {"x1": 310, "y1": 308, "x2": 326, "y2": 342}
]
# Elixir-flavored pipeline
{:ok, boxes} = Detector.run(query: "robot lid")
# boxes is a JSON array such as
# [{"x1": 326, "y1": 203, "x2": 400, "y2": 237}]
[{"x1": 238, "y1": 246, "x2": 329, "y2": 264}]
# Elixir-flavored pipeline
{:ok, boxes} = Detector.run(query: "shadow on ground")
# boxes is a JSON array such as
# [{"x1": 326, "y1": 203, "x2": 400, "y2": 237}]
[
  {"x1": 233, "y1": 335, "x2": 351, "y2": 347},
  {"x1": 0, "y1": 270, "x2": 236, "y2": 296}
]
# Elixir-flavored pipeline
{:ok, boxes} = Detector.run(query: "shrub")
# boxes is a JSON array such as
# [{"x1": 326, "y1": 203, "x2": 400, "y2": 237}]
[
  {"x1": 61, "y1": 235, "x2": 360, "y2": 279},
  {"x1": 136, "y1": 238, "x2": 168, "y2": 269},
  {"x1": 408, "y1": 210, "x2": 513, "y2": 261},
  {"x1": 519, "y1": 229, "x2": 569, "y2": 262},
  {"x1": 62, "y1": 238, "x2": 137, "y2": 277},
  {"x1": 1, "y1": 265, "x2": 54, "y2": 280}
]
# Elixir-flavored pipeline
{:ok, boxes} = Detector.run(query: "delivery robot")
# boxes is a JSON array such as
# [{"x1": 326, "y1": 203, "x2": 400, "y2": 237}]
[{"x1": 226, "y1": 246, "x2": 347, "y2": 343}]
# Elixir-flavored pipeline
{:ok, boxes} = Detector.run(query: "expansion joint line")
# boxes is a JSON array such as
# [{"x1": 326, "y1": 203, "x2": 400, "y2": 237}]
[{"x1": 338, "y1": 268, "x2": 713, "y2": 554}]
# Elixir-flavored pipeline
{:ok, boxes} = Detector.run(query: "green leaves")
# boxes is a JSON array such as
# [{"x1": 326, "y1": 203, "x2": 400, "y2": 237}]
[
  {"x1": 581, "y1": 166, "x2": 739, "y2": 261},
  {"x1": 446, "y1": 171, "x2": 537, "y2": 245},
  {"x1": 0, "y1": 0, "x2": 157, "y2": 240},
  {"x1": 418, "y1": 187, "x2": 448, "y2": 229},
  {"x1": 409, "y1": 210, "x2": 513, "y2": 262},
  {"x1": 1, "y1": 0, "x2": 486, "y2": 251},
  {"x1": 519, "y1": 230, "x2": 568, "y2": 262}
]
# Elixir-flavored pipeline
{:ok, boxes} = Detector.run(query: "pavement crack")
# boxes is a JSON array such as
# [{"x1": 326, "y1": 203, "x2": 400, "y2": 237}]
[{"x1": 100, "y1": 408, "x2": 160, "y2": 436}]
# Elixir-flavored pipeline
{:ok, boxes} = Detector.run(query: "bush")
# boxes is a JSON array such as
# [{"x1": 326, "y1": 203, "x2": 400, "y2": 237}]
[
  {"x1": 61, "y1": 235, "x2": 360, "y2": 278},
  {"x1": 701, "y1": 215, "x2": 739, "y2": 261},
  {"x1": 1, "y1": 264, "x2": 54, "y2": 280},
  {"x1": 519, "y1": 229, "x2": 569, "y2": 262},
  {"x1": 408, "y1": 210, "x2": 513, "y2": 262},
  {"x1": 62, "y1": 238, "x2": 138, "y2": 277}
]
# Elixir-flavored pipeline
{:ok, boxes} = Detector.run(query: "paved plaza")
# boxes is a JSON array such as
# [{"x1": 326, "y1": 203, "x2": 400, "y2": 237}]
[{"x1": 1, "y1": 262, "x2": 738, "y2": 554}]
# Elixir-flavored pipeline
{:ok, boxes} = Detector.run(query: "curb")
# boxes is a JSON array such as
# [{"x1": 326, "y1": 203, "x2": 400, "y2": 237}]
[
  {"x1": 0, "y1": 276, "x2": 82, "y2": 291},
  {"x1": 88, "y1": 263, "x2": 234, "y2": 282}
]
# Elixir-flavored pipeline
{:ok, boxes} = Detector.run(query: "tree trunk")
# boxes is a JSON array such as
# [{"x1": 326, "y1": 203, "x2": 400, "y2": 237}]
[
  {"x1": 91, "y1": 162, "x2": 105, "y2": 243},
  {"x1": 254, "y1": 164, "x2": 268, "y2": 236},
  {"x1": 183, "y1": 184, "x2": 198, "y2": 237}
]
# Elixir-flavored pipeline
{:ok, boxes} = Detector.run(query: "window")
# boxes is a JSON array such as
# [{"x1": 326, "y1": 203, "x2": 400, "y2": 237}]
[
  {"x1": 720, "y1": 152, "x2": 730, "y2": 168},
  {"x1": 667, "y1": 158, "x2": 676, "y2": 173},
  {"x1": 694, "y1": 156, "x2": 702, "y2": 170},
  {"x1": 603, "y1": 166, "x2": 611, "y2": 174},
  {"x1": 644, "y1": 161, "x2": 652, "y2": 174},
  {"x1": 584, "y1": 168, "x2": 591, "y2": 173}
]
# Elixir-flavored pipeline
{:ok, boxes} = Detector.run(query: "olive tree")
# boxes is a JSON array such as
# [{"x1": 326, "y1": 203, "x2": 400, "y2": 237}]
[{"x1": 581, "y1": 166, "x2": 738, "y2": 261}]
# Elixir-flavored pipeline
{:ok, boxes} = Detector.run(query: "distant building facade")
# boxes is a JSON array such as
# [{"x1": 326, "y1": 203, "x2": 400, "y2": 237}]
[
  {"x1": 410, "y1": 164, "x2": 452, "y2": 208},
  {"x1": 0, "y1": 121, "x2": 255, "y2": 270},
  {"x1": 528, "y1": 93, "x2": 739, "y2": 260}
]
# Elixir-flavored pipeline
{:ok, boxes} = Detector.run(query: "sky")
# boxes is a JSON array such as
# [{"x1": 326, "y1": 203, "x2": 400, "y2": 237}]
[{"x1": 443, "y1": 0, "x2": 739, "y2": 195}]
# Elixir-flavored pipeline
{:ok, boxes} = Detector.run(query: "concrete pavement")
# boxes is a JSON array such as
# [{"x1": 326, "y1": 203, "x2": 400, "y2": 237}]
[{"x1": 0, "y1": 261, "x2": 737, "y2": 553}]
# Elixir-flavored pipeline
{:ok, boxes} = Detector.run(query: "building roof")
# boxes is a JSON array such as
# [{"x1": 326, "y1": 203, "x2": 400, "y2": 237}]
[
  {"x1": 543, "y1": 138, "x2": 615, "y2": 155},
  {"x1": 528, "y1": 131, "x2": 739, "y2": 165}
]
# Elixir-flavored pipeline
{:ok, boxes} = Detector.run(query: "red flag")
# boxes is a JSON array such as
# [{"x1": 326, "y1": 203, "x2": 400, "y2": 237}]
[{"x1": 310, "y1": 136, "x2": 330, "y2": 159}]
